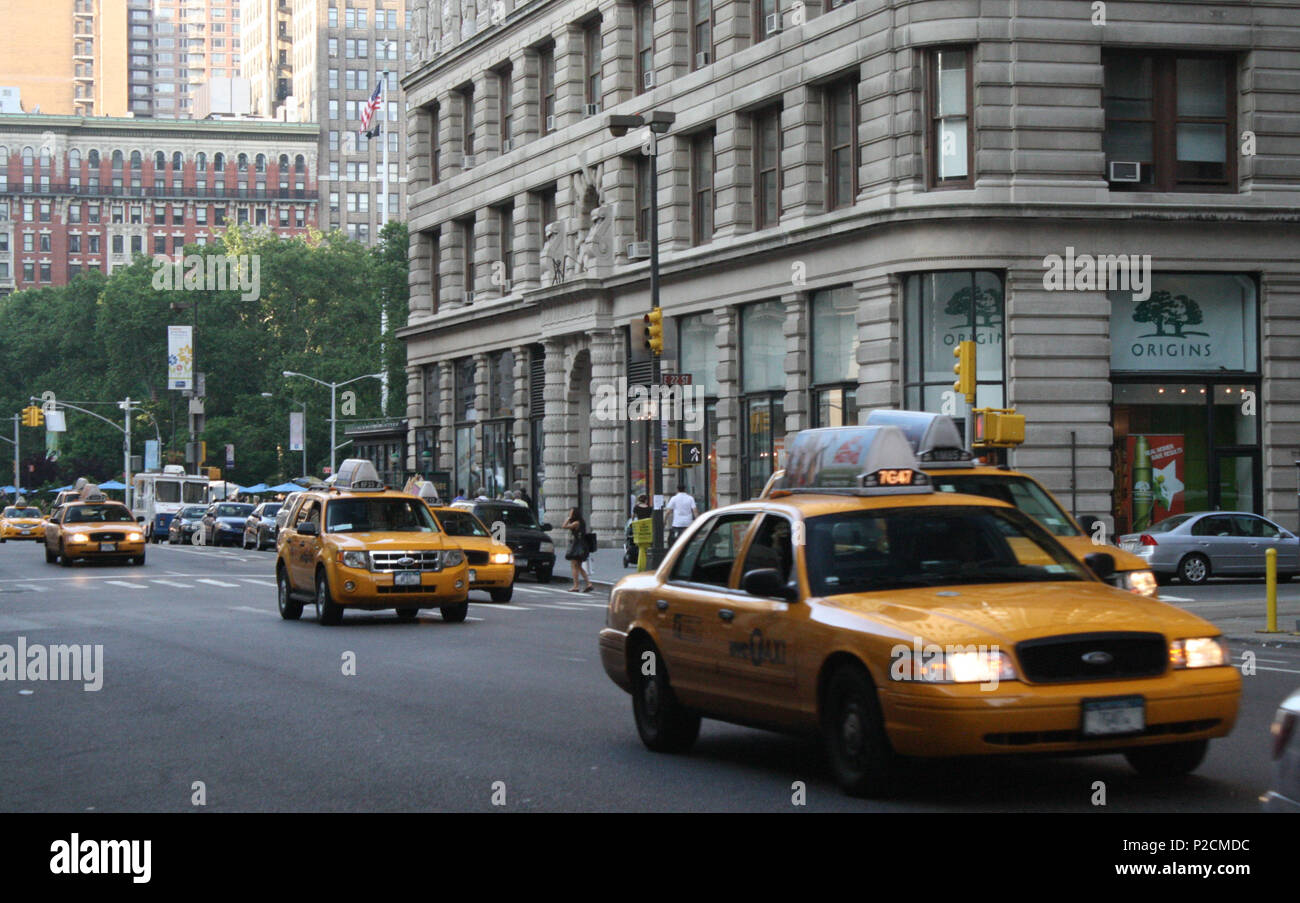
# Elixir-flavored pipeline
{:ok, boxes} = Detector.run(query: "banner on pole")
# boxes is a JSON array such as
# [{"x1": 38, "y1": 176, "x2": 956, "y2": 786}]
[
  {"x1": 144, "y1": 439, "x2": 160, "y2": 472},
  {"x1": 168, "y1": 326, "x2": 193, "y2": 390},
  {"x1": 289, "y1": 412, "x2": 305, "y2": 451}
]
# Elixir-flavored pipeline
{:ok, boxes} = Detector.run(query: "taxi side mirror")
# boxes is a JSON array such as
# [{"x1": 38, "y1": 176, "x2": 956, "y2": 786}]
[
  {"x1": 1084, "y1": 552, "x2": 1116, "y2": 581},
  {"x1": 136, "y1": 516, "x2": 145, "y2": 523},
  {"x1": 742, "y1": 568, "x2": 797, "y2": 602},
  {"x1": 297, "y1": 522, "x2": 319, "y2": 537}
]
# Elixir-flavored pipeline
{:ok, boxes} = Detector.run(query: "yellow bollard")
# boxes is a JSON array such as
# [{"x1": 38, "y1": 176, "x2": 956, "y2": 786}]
[{"x1": 1258, "y1": 547, "x2": 1280, "y2": 634}]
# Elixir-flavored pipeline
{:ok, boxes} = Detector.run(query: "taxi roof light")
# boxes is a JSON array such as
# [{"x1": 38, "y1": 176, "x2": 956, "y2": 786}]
[
  {"x1": 779, "y1": 426, "x2": 934, "y2": 497},
  {"x1": 332, "y1": 458, "x2": 386, "y2": 491},
  {"x1": 864, "y1": 410, "x2": 974, "y2": 468}
]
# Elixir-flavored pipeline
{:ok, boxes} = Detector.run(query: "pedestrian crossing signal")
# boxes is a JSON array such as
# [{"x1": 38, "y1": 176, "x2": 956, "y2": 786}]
[{"x1": 666, "y1": 438, "x2": 701, "y2": 467}]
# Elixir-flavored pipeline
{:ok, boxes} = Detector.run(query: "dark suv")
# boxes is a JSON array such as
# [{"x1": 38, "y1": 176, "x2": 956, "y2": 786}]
[{"x1": 453, "y1": 501, "x2": 556, "y2": 583}]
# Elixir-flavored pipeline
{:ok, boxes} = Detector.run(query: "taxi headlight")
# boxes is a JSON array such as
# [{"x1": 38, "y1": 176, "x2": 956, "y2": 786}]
[
  {"x1": 441, "y1": 549, "x2": 465, "y2": 567},
  {"x1": 339, "y1": 550, "x2": 369, "y2": 569},
  {"x1": 71, "y1": 532, "x2": 90, "y2": 543},
  {"x1": 491, "y1": 551, "x2": 513, "y2": 564},
  {"x1": 1121, "y1": 569, "x2": 1159, "y2": 597},
  {"x1": 127, "y1": 532, "x2": 143, "y2": 542},
  {"x1": 1170, "y1": 637, "x2": 1229, "y2": 669},
  {"x1": 894, "y1": 649, "x2": 1018, "y2": 684}
]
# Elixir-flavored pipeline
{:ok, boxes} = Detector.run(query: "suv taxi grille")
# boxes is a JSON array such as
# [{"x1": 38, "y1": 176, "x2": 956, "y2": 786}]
[
  {"x1": 91, "y1": 532, "x2": 126, "y2": 542},
  {"x1": 369, "y1": 550, "x2": 443, "y2": 572},
  {"x1": 464, "y1": 550, "x2": 489, "y2": 565},
  {"x1": 1015, "y1": 632, "x2": 1167, "y2": 684}
]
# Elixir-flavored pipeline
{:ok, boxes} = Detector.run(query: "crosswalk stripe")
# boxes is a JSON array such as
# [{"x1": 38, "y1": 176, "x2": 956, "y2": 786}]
[
  {"x1": 197, "y1": 578, "x2": 240, "y2": 588},
  {"x1": 478, "y1": 604, "x2": 531, "y2": 612},
  {"x1": 229, "y1": 605, "x2": 276, "y2": 616},
  {"x1": 13, "y1": 583, "x2": 46, "y2": 592},
  {"x1": 151, "y1": 580, "x2": 194, "y2": 588},
  {"x1": 104, "y1": 581, "x2": 147, "y2": 590},
  {"x1": 238, "y1": 578, "x2": 277, "y2": 586}
]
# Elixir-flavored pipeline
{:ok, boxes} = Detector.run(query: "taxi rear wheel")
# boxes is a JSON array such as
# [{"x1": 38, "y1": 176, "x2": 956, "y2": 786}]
[
  {"x1": 1123, "y1": 739, "x2": 1208, "y2": 777},
  {"x1": 631, "y1": 640, "x2": 700, "y2": 753},
  {"x1": 440, "y1": 602, "x2": 469, "y2": 623},
  {"x1": 277, "y1": 567, "x2": 303, "y2": 620},
  {"x1": 315, "y1": 570, "x2": 343, "y2": 626},
  {"x1": 59, "y1": 543, "x2": 73, "y2": 567},
  {"x1": 822, "y1": 665, "x2": 895, "y2": 798}
]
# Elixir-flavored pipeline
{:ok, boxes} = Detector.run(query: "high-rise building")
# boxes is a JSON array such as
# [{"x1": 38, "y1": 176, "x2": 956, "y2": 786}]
[
  {"x1": 125, "y1": 0, "x2": 243, "y2": 119},
  {"x1": 241, "y1": 0, "x2": 408, "y2": 243},
  {"x1": 0, "y1": 0, "x2": 127, "y2": 117}
]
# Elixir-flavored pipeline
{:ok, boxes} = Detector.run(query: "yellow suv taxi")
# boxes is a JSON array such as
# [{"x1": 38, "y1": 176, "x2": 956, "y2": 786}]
[
  {"x1": 0, "y1": 504, "x2": 45, "y2": 541},
  {"x1": 864, "y1": 410, "x2": 1157, "y2": 596},
  {"x1": 426, "y1": 505, "x2": 516, "y2": 602},
  {"x1": 600, "y1": 425, "x2": 1240, "y2": 797},
  {"x1": 275, "y1": 459, "x2": 470, "y2": 625},
  {"x1": 43, "y1": 484, "x2": 146, "y2": 566}
]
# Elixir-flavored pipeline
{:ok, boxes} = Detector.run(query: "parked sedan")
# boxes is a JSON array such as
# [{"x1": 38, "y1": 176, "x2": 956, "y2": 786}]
[
  {"x1": 242, "y1": 502, "x2": 282, "y2": 550},
  {"x1": 167, "y1": 506, "x2": 208, "y2": 544},
  {"x1": 1119, "y1": 511, "x2": 1300, "y2": 585},
  {"x1": 1262, "y1": 687, "x2": 1300, "y2": 811},
  {"x1": 200, "y1": 502, "x2": 255, "y2": 547}
]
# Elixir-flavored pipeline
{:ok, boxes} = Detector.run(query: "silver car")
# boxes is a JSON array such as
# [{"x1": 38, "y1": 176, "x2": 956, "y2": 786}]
[
  {"x1": 1262, "y1": 687, "x2": 1300, "y2": 812},
  {"x1": 1118, "y1": 511, "x2": 1299, "y2": 585}
]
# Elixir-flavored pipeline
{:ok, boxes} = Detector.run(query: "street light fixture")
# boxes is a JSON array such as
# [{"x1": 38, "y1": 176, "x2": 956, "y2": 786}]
[
  {"x1": 608, "y1": 109, "x2": 675, "y2": 567},
  {"x1": 282, "y1": 371, "x2": 384, "y2": 475}
]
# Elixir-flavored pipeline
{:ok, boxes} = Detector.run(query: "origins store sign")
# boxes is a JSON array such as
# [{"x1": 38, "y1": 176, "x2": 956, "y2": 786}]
[{"x1": 1110, "y1": 274, "x2": 1257, "y2": 372}]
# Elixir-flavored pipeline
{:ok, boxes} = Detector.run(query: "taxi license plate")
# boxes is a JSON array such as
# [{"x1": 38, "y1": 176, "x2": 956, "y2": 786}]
[
  {"x1": 468, "y1": 568, "x2": 478, "y2": 582},
  {"x1": 1081, "y1": 696, "x2": 1145, "y2": 737},
  {"x1": 20, "y1": 529, "x2": 31, "y2": 534},
  {"x1": 100, "y1": 543, "x2": 116, "y2": 552},
  {"x1": 394, "y1": 571, "x2": 421, "y2": 587}
]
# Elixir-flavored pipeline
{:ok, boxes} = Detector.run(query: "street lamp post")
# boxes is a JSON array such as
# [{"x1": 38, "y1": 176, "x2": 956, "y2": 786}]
[
  {"x1": 282, "y1": 371, "x2": 383, "y2": 475},
  {"x1": 262, "y1": 393, "x2": 309, "y2": 478},
  {"x1": 608, "y1": 110, "x2": 675, "y2": 567}
]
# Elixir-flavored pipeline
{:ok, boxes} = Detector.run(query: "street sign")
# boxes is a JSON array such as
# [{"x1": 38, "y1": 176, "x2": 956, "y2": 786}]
[
  {"x1": 225, "y1": 444, "x2": 235, "y2": 468},
  {"x1": 661, "y1": 373, "x2": 692, "y2": 386}
]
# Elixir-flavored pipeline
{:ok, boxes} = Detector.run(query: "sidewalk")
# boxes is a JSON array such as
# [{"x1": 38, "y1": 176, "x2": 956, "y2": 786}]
[{"x1": 586, "y1": 546, "x2": 641, "y2": 587}]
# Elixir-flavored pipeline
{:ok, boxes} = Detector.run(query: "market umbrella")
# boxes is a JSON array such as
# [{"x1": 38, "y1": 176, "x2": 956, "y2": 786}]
[
  {"x1": 242, "y1": 483, "x2": 269, "y2": 494},
  {"x1": 98, "y1": 480, "x2": 127, "y2": 490},
  {"x1": 49, "y1": 485, "x2": 73, "y2": 493},
  {"x1": 267, "y1": 482, "x2": 302, "y2": 493}
]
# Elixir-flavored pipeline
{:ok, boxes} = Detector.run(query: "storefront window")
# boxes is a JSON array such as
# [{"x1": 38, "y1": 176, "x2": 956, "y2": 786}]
[
  {"x1": 454, "y1": 358, "x2": 479, "y2": 496},
  {"x1": 741, "y1": 301, "x2": 786, "y2": 499},
  {"x1": 904, "y1": 271, "x2": 1005, "y2": 419},
  {"x1": 811, "y1": 286, "x2": 859, "y2": 426},
  {"x1": 482, "y1": 349, "x2": 515, "y2": 497},
  {"x1": 677, "y1": 313, "x2": 719, "y2": 510}
]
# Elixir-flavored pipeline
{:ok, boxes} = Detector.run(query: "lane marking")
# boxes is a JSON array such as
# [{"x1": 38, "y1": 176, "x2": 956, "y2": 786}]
[
  {"x1": 1257, "y1": 666, "x2": 1300, "y2": 674},
  {"x1": 104, "y1": 581, "x2": 147, "y2": 590},
  {"x1": 229, "y1": 605, "x2": 276, "y2": 616},
  {"x1": 239, "y1": 578, "x2": 277, "y2": 586},
  {"x1": 1159, "y1": 595, "x2": 1193, "y2": 602},
  {"x1": 150, "y1": 579, "x2": 194, "y2": 588},
  {"x1": 197, "y1": 578, "x2": 241, "y2": 588},
  {"x1": 476, "y1": 604, "x2": 531, "y2": 612},
  {"x1": 13, "y1": 584, "x2": 46, "y2": 592}
]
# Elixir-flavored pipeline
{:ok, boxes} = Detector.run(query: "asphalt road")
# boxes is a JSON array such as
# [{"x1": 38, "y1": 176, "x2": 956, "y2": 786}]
[{"x1": 0, "y1": 538, "x2": 1295, "y2": 812}]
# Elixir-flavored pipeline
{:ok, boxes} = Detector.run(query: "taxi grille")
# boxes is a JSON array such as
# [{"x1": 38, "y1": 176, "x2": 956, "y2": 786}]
[
  {"x1": 91, "y1": 532, "x2": 127, "y2": 542},
  {"x1": 1015, "y1": 632, "x2": 1167, "y2": 684},
  {"x1": 464, "y1": 550, "x2": 489, "y2": 565},
  {"x1": 369, "y1": 550, "x2": 443, "y2": 572}
]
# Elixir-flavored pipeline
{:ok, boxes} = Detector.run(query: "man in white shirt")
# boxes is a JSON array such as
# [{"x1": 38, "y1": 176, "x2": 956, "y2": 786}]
[{"x1": 663, "y1": 486, "x2": 699, "y2": 546}]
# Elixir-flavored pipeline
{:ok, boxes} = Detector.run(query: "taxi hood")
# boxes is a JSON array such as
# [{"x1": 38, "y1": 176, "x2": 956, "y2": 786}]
[
  {"x1": 818, "y1": 580, "x2": 1217, "y2": 648},
  {"x1": 1056, "y1": 535, "x2": 1150, "y2": 572},
  {"x1": 326, "y1": 532, "x2": 453, "y2": 550}
]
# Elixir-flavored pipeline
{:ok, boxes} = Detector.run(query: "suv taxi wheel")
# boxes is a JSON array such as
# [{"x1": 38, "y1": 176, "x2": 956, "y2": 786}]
[
  {"x1": 630, "y1": 639, "x2": 700, "y2": 753},
  {"x1": 315, "y1": 570, "x2": 343, "y2": 626},
  {"x1": 440, "y1": 602, "x2": 469, "y2": 623},
  {"x1": 1178, "y1": 553, "x2": 1210, "y2": 585},
  {"x1": 277, "y1": 567, "x2": 303, "y2": 620},
  {"x1": 822, "y1": 664, "x2": 895, "y2": 798},
  {"x1": 1123, "y1": 739, "x2": 1208, "y2": 777},
  {"x1": 396, "y1": 607, "x2": 419, "y2": 621},
  {"x1": 58, "y1": 542, "x2": 73, "y2": 567}
]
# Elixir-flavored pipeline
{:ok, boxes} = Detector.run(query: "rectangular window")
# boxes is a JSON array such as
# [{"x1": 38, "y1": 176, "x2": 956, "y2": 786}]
[
  {"x1": 460, "y1": 218, "x2": 475, "y2": 297},
  {"x1": 39, "y1": 262, "x2": 50, "y2": 282},
  {"x1": 461, "y1": 84, "x2": 475, "y2": 155},
  {"x1": 826, "y1": 77, "x2": 859, "y2": 208},
  {"x1": 196, "y1": 206, "x2": 208, "y2": 224},
  {"x1": 754, "y1": 107, "x2": 782, "y2": 229},
  {"x1": 1103, "y1": 52, "x2": 1234, "y2": 191},
  {"x1": 69, "y1": 234, "x2": 81, "y2": 253},
  {"x1": 810, "y1": 286, "x2": 860, "y2": 427},
  {"x1": 584, "y1": 18, "x2": 602, "y2": 108},
  {"x1": 904, "y1": 271, "x2": 1006, "y2": 419},
  {"x1": 754, "y1": 0, "x2": 779, "y2": 43},
  {"x1": 498, "y1": 65, "x2": 513, "y2": 147},
  {"x1": 154, "y1": 234, "x2": 167, "y2": 253},
  {"x1": 927, "y1": 47, "x2": 972, "y2": 188},
  {"x1": 691, "y1": 131, "x2": 715, "y2": 245},
  {"x1": 329, "y1": 37, "x2": 338, "y2": 57},
  {"x1": 430, "y1": 101, "x2": 441, "y2": 183},
  {"x1": 497, "y1": 203, "x2": 513, "y2": 285},
  {"x1": 634, "y1": 154, "x2": 652, "y2": 242},
  {"x1": 635, "y1": 0, "x2": 654, "y2": 93},
  {"x1": 539, "y1": 44, "x2": 556, "y2": 134},
  {"x1": 329, "y1": 69, "x2": 339, "y2": 90},
  {"x1": 88, "y1": 234, "x2": 100, "y2": 253},
  {"x1": 691, "y1": 0, "x2": 713, "y2": 69}
]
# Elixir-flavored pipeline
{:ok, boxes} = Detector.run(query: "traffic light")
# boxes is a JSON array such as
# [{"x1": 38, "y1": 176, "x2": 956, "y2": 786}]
[
  {"x1": 646, "y1": 308, "x2": 664, "y2": 356},
  {"x1": 952, "y1": 340, "x2": 976, "y2": 404},
  {"x1": 973, "y1": 408, "x2": 1026, "y2": 448},
  {"x1": 21, "y1": 406, "x2": 44, "y2": 428}
]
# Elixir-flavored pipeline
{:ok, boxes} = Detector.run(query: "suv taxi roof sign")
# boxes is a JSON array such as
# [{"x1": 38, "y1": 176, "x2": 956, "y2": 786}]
[
  {"x1": 78, "y1": 482, "x2": 106, "y2": 502},
  {"x1": 782, "y1": 425, "x2": 931, "y2": 494},
  {"x1": 333, "y1": 458, "x2": 385, "y2": 491},
  {"x1": 864, "y1": 409, "x2": 974, "y2": 467}
]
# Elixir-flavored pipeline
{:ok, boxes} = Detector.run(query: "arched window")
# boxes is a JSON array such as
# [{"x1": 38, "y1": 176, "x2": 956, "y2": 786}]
[
  {"x1": 172, "y1": 151, "x2": 184, "y2": 170},
  {"x1": 130, "y1": 150, "x2": 142, "y2": 169},
  {"x1": 0, "y1": 147, "x2": 7, "y2": 166},
  {"x1": 214, "y1": 152, "x2": 225, "y2": 172},
  {"x1": 196, "y1": 151, "x2": 207, "y2": 171},
  {"x1": 255, "y1": 153, "x2": 266, "y2": 173},
  {"x1": 68, "y1": 148, "x2": 80, "y2": 168},
  {"x1": 21, "y1": 146, "x2": 34, "y2": 167},
  {"x1": 278, "y1": 154, "x2": 289, "y2": 170},
  {"x1": 87, "y1": 149, "x2": 99, "y2": 167},
  {"x1": 154, "y1": 150, "x2": 166, "y2": 169},
  {"x1": 39, "y1": 146, "x2": 51, "y2": 166},
  {"x1": 294, "y1": 154, "x2": 306, "y2": 173},
  {"x1": 111, "y1": 149, "x2": 124, "y2": 170},
  {"x1": 237, "y1": 152, "x2": 248, "y2": 171}
]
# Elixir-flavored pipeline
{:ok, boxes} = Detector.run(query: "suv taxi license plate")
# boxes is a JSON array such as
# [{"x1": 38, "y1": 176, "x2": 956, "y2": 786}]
[
  {"x1": 1081, "y1": 696, "x2": 1145, "y2": 736},
  {"x1": 100, "y1": 542, "x2": 116, "y2": 552},
  {"x1": 394, "y1": 571, "x2": 421, "y2": 587}
]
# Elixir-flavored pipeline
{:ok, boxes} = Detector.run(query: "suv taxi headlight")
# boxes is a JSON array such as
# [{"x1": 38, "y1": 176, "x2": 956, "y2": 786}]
[
  {"x1": 441, "y1": 549, "x2": 465, "y2": 567},
  {"x1": 891, "y1": 648, "x2": 1018, "y2": 684},
  {"x1": 340, "y1": 550, "x2": 369, "y2": 569},
  {"x1": 127, "y1": 532, "x2": 143, "y2": 542},
  {"x1": 491, "y1": 551, "x2": 513, "y2": 564},
  {"x1": 1170, "y1": 636, "x2": 1229, "y2": 669},
  {"x1": 71, "y1": 532, "x2": 90, "y2": 543},
  {"x1": 1121, "y1": 569, "x2": 1158, "y2": 597}
]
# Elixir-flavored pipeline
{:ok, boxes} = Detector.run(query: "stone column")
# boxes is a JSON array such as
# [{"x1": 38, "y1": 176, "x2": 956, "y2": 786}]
[
  {"x1": 853, "y1": 273, "x2": 899, "y2": 416},
  {"x1": 404, "y1": 365, "x2": 422, "y2": 472},
  {"x1": 1263, "y1": 274, "x2": 1300, "y2": 526},
  {"x1": 589, "y1": 327, "x2": 624, "y2": 546},
  {"x1": 603, "y1": 154, "x2": 636, "y2": 267},
  {"x1": 440, "y1": 218, "x2": 466, "y2": 308},
  {"x1": 476, "y1": 70, "x2": 499, "y2": 157},
  {"x1": 541, "y1": 337, "x2": 571, "y2": 525},
  {"x1": 554, "y1": 25, "x2": 585, "y2": 130},
  {"x1": 437, "y1": 360, "x2": 455, "y2": 472},
  {"x1": 440, "y1": 89, "x2": 463, "y2": 179},
  {"x1": 603, "y1": 0, "x2": 637, "y2": 106},
  {"x1": 409, "y1": 229, "x2": 434, "y2": 319},
  {"x1": 781, "y1": 84, "x2": 824, "y2": 220},
  {"x1": 474, "y1": 205, "x2": 498, "y2": 299},
  {"x1": 515, "y1": 48, "x2": 539, "y2": 144},
  {"x1": 714, "y1": 306, "x2": 740, "y2": 505},
  {"x1": 512, "y1": 192, "x2": 539, "y2": 291},
  {"x1": 511, "y1": 344, "x2": 531, "y2": 490},
  {"x1": 660, "y1": 134, "x2": 692, "y2": 251},
  {"x1": 407, "y1": 101, "x2": 433, "y2": 194},
  {"x1": 713, "y1": 0, "x2": 750, "y2": 59},
  {"x1": 657, "y1": 0, "x2": 690, "y2": 86},
  {"x1": 472, "y1": 351, "x2": 490, "y2": 494},
  {"x1": 782, "y1": 292, "x2": 809, "y2": 444},
  {"x1": 713, "y1": 111, "x2": 748, "y2": 238}
]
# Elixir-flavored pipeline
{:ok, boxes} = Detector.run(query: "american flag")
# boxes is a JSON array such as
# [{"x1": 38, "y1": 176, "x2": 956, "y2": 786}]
[{"x1": 360, "y1": 75, "x2": 385, "y2": 137}]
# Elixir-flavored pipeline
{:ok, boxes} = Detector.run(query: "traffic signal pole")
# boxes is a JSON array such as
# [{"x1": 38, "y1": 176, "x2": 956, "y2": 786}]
[
  {"x1": 648, "y1": 128, "x2": 664, "y2": 569},
  {"x1": 12, "y1": 414, "x2": 19, "y2": 499}
]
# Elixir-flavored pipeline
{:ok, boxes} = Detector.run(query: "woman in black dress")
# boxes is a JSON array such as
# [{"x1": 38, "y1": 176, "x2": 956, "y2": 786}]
[{"x1": 561, "y1": 507, "x2": 593, "y2": 592}]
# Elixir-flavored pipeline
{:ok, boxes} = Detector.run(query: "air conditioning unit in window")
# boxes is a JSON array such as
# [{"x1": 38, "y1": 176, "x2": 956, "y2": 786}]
[
  {"x1": 462, "y1": 153, "x2": 476, "y2": 169},
  {"x1": 545, "y1": 114, "x2": 555, "y2": 132},
  {"x1": 695, "y1": 51, "x2": 710, "y2": 68},
  {"x1": 463, "y1": 290, "x2": 475, "y2": 304},
  {"x1": 643, "y1": 70, "x2": 655, "y2": 90},
  {"x1": 1108, "y1": 161, "x2": 1141, "y2": 183},
  {"x1": 626, "y1": 241, "x2": 651, "y2": 260},
  {"x1": 584, "y1": 102, "x2": 601, "y2": 116},
  {"x1": 765, "y1": 13, "x2": 783, "y2": 34}
]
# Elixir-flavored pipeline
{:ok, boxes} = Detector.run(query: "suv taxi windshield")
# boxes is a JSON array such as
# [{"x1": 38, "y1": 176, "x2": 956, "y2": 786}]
[
  {"x1": 325, "y1": 498, "x2": 439, "y2": 534},
  {"x1": 436, "y1": 510, "x2": 490, "y2": 537},
  {"x1": 64, "y1": 505, "x2": 135, "y2": 524},
  {"x1": 804, "y1": 505, "x2": 1090, "y2": 596},
  {"x1": 930, "y1": 474, "x2": 1081, "y2": 537}
]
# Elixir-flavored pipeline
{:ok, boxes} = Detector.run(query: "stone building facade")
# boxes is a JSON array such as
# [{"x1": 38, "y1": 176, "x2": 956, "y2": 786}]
[{"x1": 400, "y1": 0, "x2": 1300, "y2": 544}]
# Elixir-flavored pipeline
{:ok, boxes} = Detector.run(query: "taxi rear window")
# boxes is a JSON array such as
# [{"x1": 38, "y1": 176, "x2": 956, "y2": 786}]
[
  {"x1": 932, "y1": 474, "x2": 1080, "y2": 537},
  {"x1": 803, "y1": 506, "x2": 1088, "y2": 596},
  {"x1": 435, "y1": 511, "x2": 489, "y2": 537}
]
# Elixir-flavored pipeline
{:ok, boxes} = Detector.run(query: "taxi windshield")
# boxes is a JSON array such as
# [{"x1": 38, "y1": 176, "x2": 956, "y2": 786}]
[
  {"x1": 436, "y1": 510, "x2": 489, "y2": 537},
  {"x1": 325, "y1": 498, "x2": 439, "y2": 533},
  {"x1": 930, "y1": 474, "x2": 1081, "y2": 537},
  {"x1": 804, "y1": 505, "x2": 1090, "y2": 595},
  {"x1": 64, "y1": 505, "x2": 135, "y2": 524},
  {"x1": 4, "y1": 507, "x2": 40, "y2": 518}
]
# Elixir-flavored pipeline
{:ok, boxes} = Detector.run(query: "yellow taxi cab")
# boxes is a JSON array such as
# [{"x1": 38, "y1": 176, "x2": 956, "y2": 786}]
[
  {"x1": 0, "y1": 504, "x2": 45, "y2": 541},
  {"x1": 275, "y1": 459, "x2": 471, "y2": 625},
  {"x1": 600, "y1": 425, "x2": 1240, "y2": 797},
  {"x1": 43, "y1": 483, "x2": 146, "y2": 566},
  {"x1": 425, "y1": 505, "x2": 516, "y2": 602},
  {"x1": 864, "y1": 410, "x2": 1158, "y2": 596}
]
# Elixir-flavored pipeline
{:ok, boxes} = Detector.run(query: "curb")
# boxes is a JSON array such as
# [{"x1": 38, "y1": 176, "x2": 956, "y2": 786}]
[{"x1": 1224, "y1": 633, "x2": 1300, "y2": 648}]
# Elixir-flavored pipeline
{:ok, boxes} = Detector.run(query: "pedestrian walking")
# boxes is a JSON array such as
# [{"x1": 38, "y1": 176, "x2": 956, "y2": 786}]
[
  {"x1": 663, "y1": 485, "x2": 698, "y2": 546},
  {"x1": 561, "y1": 506, "x2": 594, "y2": 592}
]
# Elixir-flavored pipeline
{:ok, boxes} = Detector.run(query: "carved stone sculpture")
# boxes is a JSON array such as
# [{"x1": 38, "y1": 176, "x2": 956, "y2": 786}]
[
  {"x1": 576, "y1": 205, "x2": 612, "y2": 275},
  {"x1": 540, "y1": 221, "x2": 567, "y2": 287}
]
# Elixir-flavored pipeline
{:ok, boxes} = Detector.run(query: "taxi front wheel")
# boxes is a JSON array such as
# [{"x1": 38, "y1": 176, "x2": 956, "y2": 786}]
[
  {"x1": 440, "y1": 602, "x2": 469, "y2": 623},
  {"x1": 822, "y1": 665, "x2": 896, "y2": 798},
  {"x1": 1123, "y1": 739, "x2": 1208, "y2": 778},
  {"x1": 315, "y1": 571, "x2": 343, "y2": 626},
  {"x1": 631, "y1": 640, "x2": 700, "y2": 753}
]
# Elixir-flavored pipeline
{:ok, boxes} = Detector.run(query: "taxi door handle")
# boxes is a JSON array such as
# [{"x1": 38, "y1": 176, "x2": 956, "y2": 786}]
[
  {"x1": 656, "y1": 599, "x2": 669, "y2": 611},
  {"x1": 718, "y1": 609, "x2": 734, "y2": 622}
]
